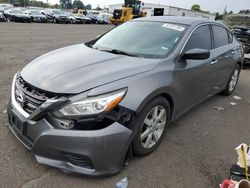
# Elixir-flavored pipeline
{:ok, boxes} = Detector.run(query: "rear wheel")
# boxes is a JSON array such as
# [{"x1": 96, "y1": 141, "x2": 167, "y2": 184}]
[
  {"x1": 132, "y1": 97, "x2": 171, "y2": 156},
  {"x1": 221, "y1": 64, "x2": 241, "y2": 96}
]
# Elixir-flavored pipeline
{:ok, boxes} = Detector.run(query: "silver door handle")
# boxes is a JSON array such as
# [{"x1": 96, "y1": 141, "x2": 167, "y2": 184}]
[
  {"x1": 232, "y1": 50, "x2": 236, "y2": 55},
  {"x1": 210, "y1": 60, "x2": 218, "y2": 65}
]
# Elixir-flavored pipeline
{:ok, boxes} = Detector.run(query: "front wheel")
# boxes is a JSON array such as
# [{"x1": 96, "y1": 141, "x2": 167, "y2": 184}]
[
  {"x1": 220, "y1": 64, "x2": 241, "y2": 96},
  {"x1": 132, "y1": 97, "x2": 171, "y2": 156}
]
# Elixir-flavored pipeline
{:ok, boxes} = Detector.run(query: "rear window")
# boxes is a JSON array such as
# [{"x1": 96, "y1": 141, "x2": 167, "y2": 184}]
[{"x1": 212, "y1": 25, "x2": 229, "y2": 48}]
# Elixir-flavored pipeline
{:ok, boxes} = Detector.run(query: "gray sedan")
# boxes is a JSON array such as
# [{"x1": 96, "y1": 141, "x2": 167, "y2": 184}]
[{"x1": 7, "y1": 16, "x2": 242, "y2": 176}]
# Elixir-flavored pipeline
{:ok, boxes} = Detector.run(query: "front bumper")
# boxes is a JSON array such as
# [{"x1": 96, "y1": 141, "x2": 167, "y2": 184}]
[
  {"x1": 74, "y1": 19, "x2": 83, "y2": 24},
  {"x1": 14, "y1": 16, "x2": 31, "y2": 22},
  {"x1": 32, "y1": 17, "x2": 47, "y2": 23},
  {"x1": 7, "y1": 99, "x2": 133, "y2": 176},
  {"x1": 56, "y1": 18, "x2": 70, "y2": 23}
]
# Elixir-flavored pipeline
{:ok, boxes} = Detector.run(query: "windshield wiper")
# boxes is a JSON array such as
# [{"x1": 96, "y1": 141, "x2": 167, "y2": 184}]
[{"x1": 100, "y1": 49, "x2": 140, "y2": 57}]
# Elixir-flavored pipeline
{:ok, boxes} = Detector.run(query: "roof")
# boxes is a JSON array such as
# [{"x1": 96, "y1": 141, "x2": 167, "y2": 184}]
[{"x1": 134, "y1": 16, "x2": 217, "y2": 26}]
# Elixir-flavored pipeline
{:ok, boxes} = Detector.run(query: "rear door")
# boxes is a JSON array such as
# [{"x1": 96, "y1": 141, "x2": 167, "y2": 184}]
[{"x1": 209, "y1": 25, "x2": 236, "y2": 92}]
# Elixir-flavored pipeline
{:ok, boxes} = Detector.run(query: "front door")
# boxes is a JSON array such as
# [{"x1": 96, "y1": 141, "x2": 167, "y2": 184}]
[{"x1": 175, "y1": 25, "x2": 214, "y2": 113}]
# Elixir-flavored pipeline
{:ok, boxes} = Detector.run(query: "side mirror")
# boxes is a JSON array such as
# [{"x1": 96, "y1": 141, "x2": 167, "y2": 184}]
[{"x1": 182, "y1": 48, "x2": 210, "y2": 60}]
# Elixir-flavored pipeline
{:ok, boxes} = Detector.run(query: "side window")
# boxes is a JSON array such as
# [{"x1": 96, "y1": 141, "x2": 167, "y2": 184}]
[
  {"x1": 184, "y1": 25, "x2": 212, "y2": 52},
  {"x1": 227, "y1": 31, "x2": 233, "y2": 43},
  {"x1": 212, "y1": 25, "x2": 229, "y2": 48}
]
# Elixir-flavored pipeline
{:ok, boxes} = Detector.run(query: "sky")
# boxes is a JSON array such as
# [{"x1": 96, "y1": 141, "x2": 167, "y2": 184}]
[{"x1": 46, "y1": 0, "x2": 250, "y2": 13}]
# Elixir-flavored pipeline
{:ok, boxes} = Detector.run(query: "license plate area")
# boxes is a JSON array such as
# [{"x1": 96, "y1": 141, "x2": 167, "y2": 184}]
[{"x1": 10, "y1": 112, "x2": 27, "y2": 135}]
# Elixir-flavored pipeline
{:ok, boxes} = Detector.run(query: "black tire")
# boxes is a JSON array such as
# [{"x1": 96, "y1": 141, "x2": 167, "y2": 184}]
[
  {"x1": 243, "y1": 59, "x2": 249, "y2": 69},
  {"x1": 70, "y1": 19, "x2": 74, "y2": 24},
  {"x1": 132, "y1": 97, "x2": 171, "y2": 156},
  {"x1": 53, "y1": 18, "x2": 57, "y2": 23},
  {"x1": 220, "y1": 64, "x2": 241, "y2": 96}
]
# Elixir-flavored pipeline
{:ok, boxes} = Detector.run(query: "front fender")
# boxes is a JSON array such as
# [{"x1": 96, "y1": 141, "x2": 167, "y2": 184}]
[{"x1": 88, "y1": 66, "x2": 178, "y2": 121}]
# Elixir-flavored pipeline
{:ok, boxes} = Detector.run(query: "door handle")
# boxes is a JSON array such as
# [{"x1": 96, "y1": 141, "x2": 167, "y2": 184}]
[
  {"x1": 231, "y1": 50, "x2": 236, "y2": 55},
  {"x1": 210, "y1": 60, "x2": 218, "y2": 65}
]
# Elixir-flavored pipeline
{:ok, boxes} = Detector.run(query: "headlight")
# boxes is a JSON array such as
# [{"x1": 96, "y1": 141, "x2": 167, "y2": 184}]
[{"x1": 59, "y1": 89, "x2": 127, "y2": 116}]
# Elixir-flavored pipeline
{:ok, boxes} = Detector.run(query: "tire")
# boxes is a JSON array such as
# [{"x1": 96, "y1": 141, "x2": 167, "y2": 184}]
[
  {"x1": 70, "y1": 19, "x2": 74, "y2": 24},
  {"x1": 243, "y1": 59, "x2": 249, "y2": 69},
  {"x1": 132, "y1": 97, "x2": 171, "y2": 156},
  {"x1": 220, "y1": 64, "x2": 241, "y2": 96},
  {"x1": 53, "y1": 18, "x2": 57, "y2": 23}
]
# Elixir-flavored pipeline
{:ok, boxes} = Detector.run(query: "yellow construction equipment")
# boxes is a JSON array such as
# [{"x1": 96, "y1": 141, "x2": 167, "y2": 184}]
[{"x1": 110, "y1": 0, "x2": 147, "y2": 25}]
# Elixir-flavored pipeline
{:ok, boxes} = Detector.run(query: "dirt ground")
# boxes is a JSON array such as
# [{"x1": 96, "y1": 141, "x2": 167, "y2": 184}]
[{"x1": 0, "y1": 22, "x2": 250, "y2": 188}]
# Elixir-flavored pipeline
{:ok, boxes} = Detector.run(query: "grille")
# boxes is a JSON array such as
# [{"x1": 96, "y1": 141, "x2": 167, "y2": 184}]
[
  {"x1": 15, "y1": 75, "x2": 57, "y2": 114},
  {"x1": 64, "y1": 153, "x2": 93, "y2": 169},
  {"x1": 59, "y1": 16, "x2": 67, "y2": 20}
]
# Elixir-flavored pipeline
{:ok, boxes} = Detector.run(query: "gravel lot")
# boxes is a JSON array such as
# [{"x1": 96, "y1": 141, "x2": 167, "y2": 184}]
[{"x1": 0, "y1": 22, "x2": 250, "y2": 188}]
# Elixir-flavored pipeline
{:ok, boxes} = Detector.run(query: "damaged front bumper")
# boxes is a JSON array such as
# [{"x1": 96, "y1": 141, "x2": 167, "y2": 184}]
[
  {"x1": 7, "y1": 102, "x2": 133, "y2": 176},
  {"x1": 7, "y1": 74, "x2": 135, "y2": 176}
]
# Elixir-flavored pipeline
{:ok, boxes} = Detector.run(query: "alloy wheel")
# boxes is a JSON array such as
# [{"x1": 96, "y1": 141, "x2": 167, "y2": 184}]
[
  {"x1": 140, "y1": 105, "x2": 167, "y2": 149},
  {"x1": 229, "y1": 68, "x2": 239, "y2": 92}
]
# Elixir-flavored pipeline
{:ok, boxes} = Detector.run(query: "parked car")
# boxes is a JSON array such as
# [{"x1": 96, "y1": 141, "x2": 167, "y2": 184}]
[
  {"x1": 7, "y1": 16, "x2": 242, "y2": 176},
  {"x1": 43, "y1": 9, "x2": 70, "y2": 23},
  {"x1": 3, "y1": 9, "x2": 31, "y2": 23},
  {"x1": 77, "y1": 14, "x2": 92, "y2": 24},
  {"x1": 98, "y1": 13, "x2": 112, "y2": 24},
  {"x1": 28, "y1": 10, "x2": 47, "y2": 23},
  {"x1": 86, "y1": 13, "x2": 99, "y2": 24},
  {"x1": 65, "y1": 12, "x2": 84, "y2": 24},
  {"x1": 0, "y1": 12, "x2": 6, "y2": 22},
  {"x1": 0, "y1": 6, "x2": 10, "y2": 13},
  {"x1": 232, "y1": 27, "x2": 250, "y2": 67}
]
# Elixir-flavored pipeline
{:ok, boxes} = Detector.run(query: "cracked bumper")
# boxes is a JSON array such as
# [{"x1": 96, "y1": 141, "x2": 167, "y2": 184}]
[{"x1": 7, "y1": 102, "x2": 133, "y2": 176}]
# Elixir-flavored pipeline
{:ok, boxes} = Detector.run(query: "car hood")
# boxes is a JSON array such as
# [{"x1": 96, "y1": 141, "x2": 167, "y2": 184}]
[
  {"x1": 21, "y1": 44, "x2": 158, "y2": 94},
  {"x1": 74, "y1": 16, "x2": 83, "y2": 19},
  {"x1": 32, "y1": 15, "x2": 46, "y2": 18}
]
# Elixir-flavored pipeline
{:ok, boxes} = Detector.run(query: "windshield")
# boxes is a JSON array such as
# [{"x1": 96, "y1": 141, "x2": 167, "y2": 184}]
[
  {"x1": 92, "y1": 21, "x2": 187, "y2": 58},
  {"x1": 52, "y1": 10, "x2": 62, "y2": 14},
  {"x1": 30, "y1": 10, "x2": 42, "y2": 15}
]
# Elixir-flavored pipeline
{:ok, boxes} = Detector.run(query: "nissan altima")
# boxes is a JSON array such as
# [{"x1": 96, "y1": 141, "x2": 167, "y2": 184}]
[{"x1": 7, "y1": 16, "x2": 243, "y2": 176}]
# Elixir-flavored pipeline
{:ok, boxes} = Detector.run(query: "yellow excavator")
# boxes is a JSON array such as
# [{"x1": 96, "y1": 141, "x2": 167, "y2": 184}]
[{"x1": 110, "y1": 0, "x2": 147, "y2": 25}]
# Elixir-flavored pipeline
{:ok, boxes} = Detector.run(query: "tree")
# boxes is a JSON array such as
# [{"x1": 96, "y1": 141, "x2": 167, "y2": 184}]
[
  {"x1": 223, "y1": 6, "x2": 228, "y2": 15},
  {"x1": 51, "y1": 3, "x2": 61, "y2": 9},
  {"x1": 28, "y1": 0, "x2": 49, "y2": 8},
  {"x1": 215, "y1": 12, "x2": 223, "y2": 20},
  {"x1": 59, "y1": 0, "x2": 72, "y2": 9},
  {"x1": 72, "y1": 0, "x2": 84, "y2": 9},
  {"x1": 191, "y1": 4, "x2": 201, "y2": 12},
  {"x1": 239, "y1": 9, "x2": 250, "y2": 14},
  {"x1": 95, "y1": 6, "x2": 103, "y2": 10},
  {"x1": 85, "y1": 4, "x2": 92, "y2": 10}
]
